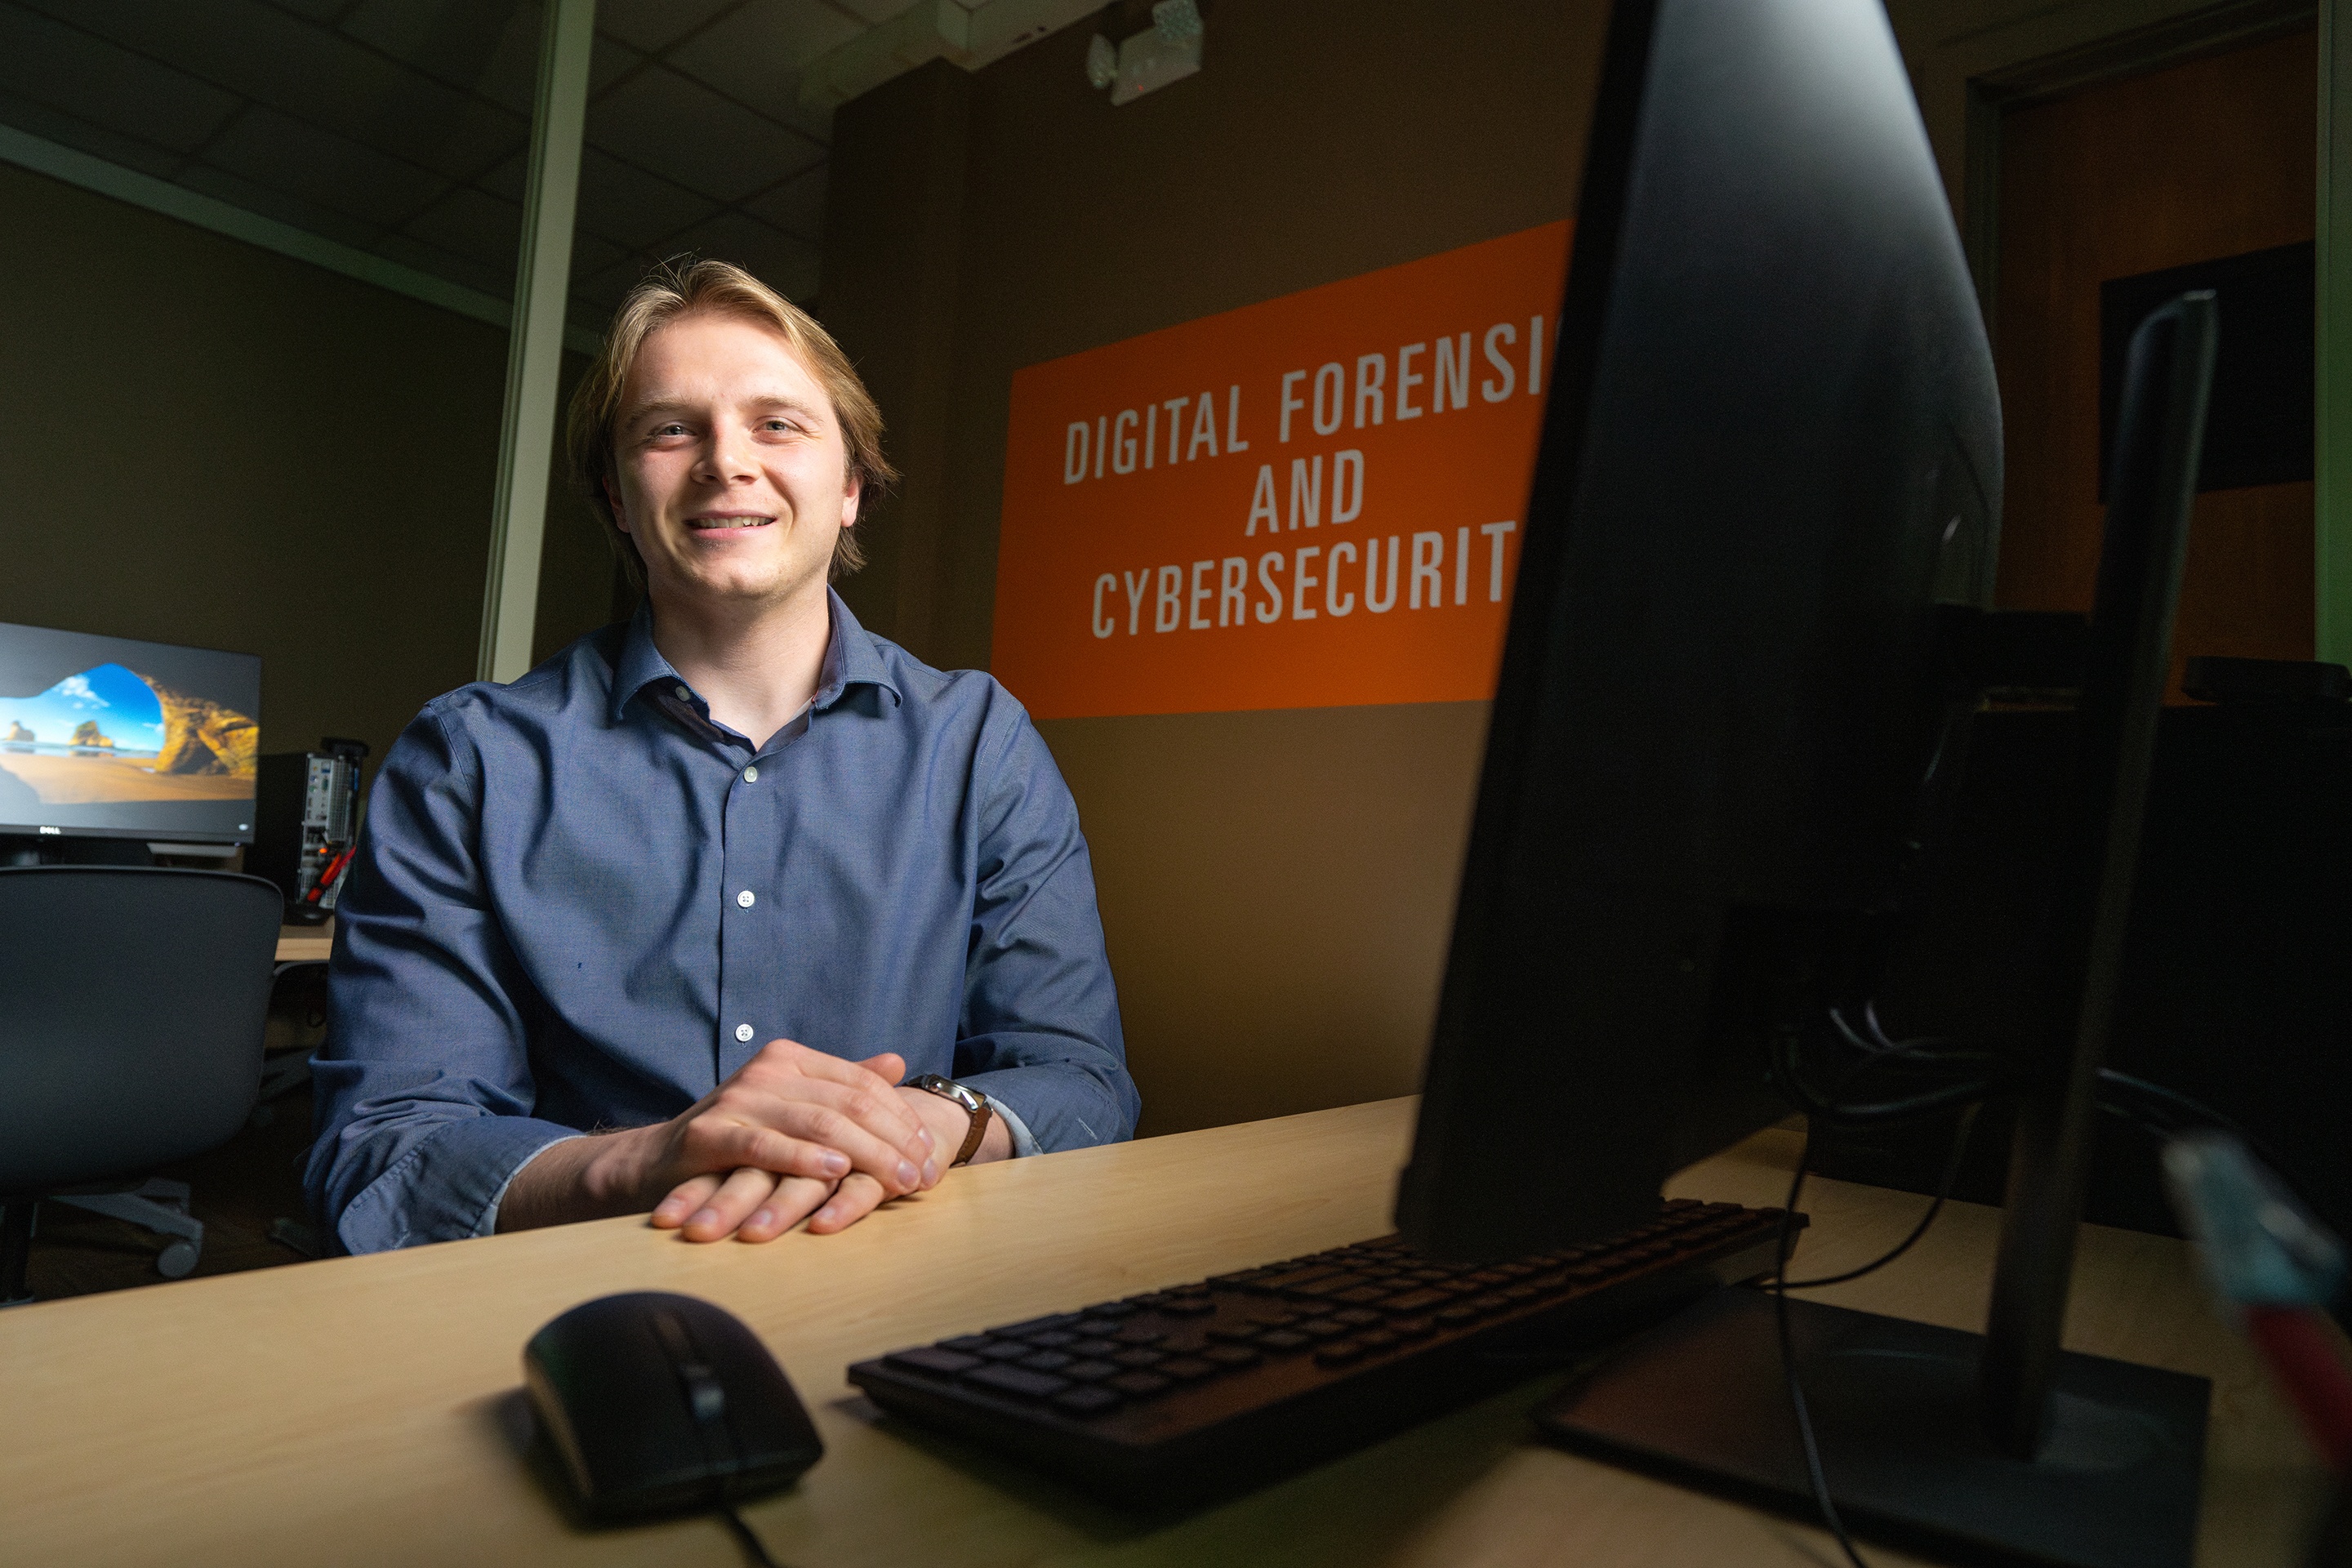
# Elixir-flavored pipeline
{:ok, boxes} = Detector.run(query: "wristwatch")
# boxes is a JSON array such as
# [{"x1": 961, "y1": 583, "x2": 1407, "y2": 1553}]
[{"x1": 906, "y1": 1074, "x2": 994, "y2": 1166}]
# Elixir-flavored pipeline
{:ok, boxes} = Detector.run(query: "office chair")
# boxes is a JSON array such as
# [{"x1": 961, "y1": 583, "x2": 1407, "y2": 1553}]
[{"x1": 0, "y1": 866, "x2": 283, "y2": 1303}]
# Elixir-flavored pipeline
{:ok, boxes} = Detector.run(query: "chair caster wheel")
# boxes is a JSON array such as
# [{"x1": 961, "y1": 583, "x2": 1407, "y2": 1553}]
[{"x1": 157, "y1": 1241, "x2": 198, "y2": 1279}]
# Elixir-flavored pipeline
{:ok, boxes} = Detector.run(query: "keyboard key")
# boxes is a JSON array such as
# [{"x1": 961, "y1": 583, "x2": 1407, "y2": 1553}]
[
  {"x1": 1020, "y1": 1351, "x2": 1074, "y2": 1372},
  {"x1": 1171, "y1": 1283, "x2": 1212, "y2": 1296},
  {"x1": 1113, "y1": 1348, "x2": 1166, "y2": 1369},
  {"x1": 938, "y1": 1335, "x2": 995, "y2": 1354},
  {"x1": 1081, "y1": 1302, "x2": 1136, "y2": 1321},
  {"x1": 980, "y1": 1342, "x2": 1033, "y2": 1361},
  {"x1": 885, "y1": 1348, "x2": 980, "y2": 1376},
  {"x1": 1296, "y1": 1318, "x2": 1348, "y2": 1340},
  {"x1": 1334, "y1": 1308, "x2": 1382, "y2": 1327},
  {"x1": 967, "y1": 1365, "x2": 1071, "y2": 1399},
  {"x1": 1161, "y1": 1297, "x2": 1215, "y2": 1316},
  {"x1": 1249, "y1": 1310, "x2": 1298, "y2": 1328},
  {"x1": 1437, "y1": 1306, "x2": 1479, "y2": 1327},
  {"x1": 1108, "y1": 1371, "x2": 1171, "y2": 1397},
  {"x1": 1129, "y1": 1292, "x2": 1174, "y2": 1309},
  {"x1": 1027, "y1": 1330, "x2": 1078, "y2": 1348},
  {"x1": 1202, "y1": 1344, "x2": 1260, "y2": 1368},
  {"x1": 1258, "y1": 1330, "x2": 1310, "y2": 1352},
  {"x1": 1113, "y1": 1325, "x2": 1166, "y2": 1346},
  {"x1": 1383, "y1": 1289, "x2": 1448, "y2": 1314},
  {"x1": 1503, "y1": 1285, "x2": 1539, "y2": 1302},
  {"x1": 1334, "y1": 1286, "x2": 1390, "y2": 1306},
  {"x1": 1206, "y1": 1325, "x2": 1262, "y2": 1343},
  {"x1": 1316, "y1": 1341, "x2": 1366, "y2": 1367},
  {"x1": 1254, "y1": 1267, "x2": 1343, "y2": 1293},
  {"x1": 1070, "y1": 1338, "x2": 1121, "y2": 1358},
  {"x1": 1388, "y1": 1316, "x2": 1436, "y2": 1339},
  {"x1": 994, "y1": 1314, "x2": 1085, "y2": 1338},
  {"x1": 1159, "y1": 1357, "x2": 1218, "y2": 1383},
  {"x1": 1051, "y1": 1386, "x2": 1122, "y2": 1417},
  {"x1": 1356, "y1": 1330, "x2": 1398, "y2": 1352}
]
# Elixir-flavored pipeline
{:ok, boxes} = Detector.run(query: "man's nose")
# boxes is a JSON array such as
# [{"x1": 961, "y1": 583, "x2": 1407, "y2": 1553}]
[{"x1": 697, "y1": 422, "x2": 759, "y2": 483}]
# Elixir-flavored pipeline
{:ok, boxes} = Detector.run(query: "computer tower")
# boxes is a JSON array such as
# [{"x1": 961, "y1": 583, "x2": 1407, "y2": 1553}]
[{"x1": 247, "y1": 738, "x2": 368, "y2": 924}]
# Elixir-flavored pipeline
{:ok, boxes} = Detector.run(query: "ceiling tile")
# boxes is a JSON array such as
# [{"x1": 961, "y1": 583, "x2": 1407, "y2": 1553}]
[
  {"x1": 666, "y1": 211, "x2": 820, "y2": 301},
  {"x1": 401, "y1": 182, "x2": 523, "y2": 272},
  {"x1": 200, "y1": 104, "x2": 450, "y2": 229},
  {"x1": 595, "y1": 0, "x2": 742, "y2": 55},
  {"x1": 568, "y1": 229, "x2": 626, "y2": 283},
  {"x1": 341, "y1": 0, "x2": 641, "y2": 118},
  {"x1": 480, "y1": 144, "x2": 719, "y2": 252},
  {"x1": 173, "y1": 162, "x2": 385, "y2": 249},
  {"x1": 588, "y1": 65, "x2": 822, "y2": 202},
  {"x1": 29, "y1": 0, "x2": 524, "y2": 181},
  {"x1": 0, "y1": 1, "x2": 240, "y2": 154},
  {"x1": 667, "y1": 0, "x2": 860, "y2": 127},
  {"x1": 742, "y1": 163, "x2": 825, "y2": 241},
  {"x1": 0, "y1": 86, "x2": 183, "y2": 177},
  {"x1": 828, "y1": 0, "x2": 920, "y2": 22},
  {"x1": 369, "y1": 229, "x2": 511, "y2": 296}
]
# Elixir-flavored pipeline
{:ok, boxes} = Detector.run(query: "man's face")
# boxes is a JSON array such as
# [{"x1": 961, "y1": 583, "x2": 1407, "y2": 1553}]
[{"x1": 608, "y1": 312, "x2": 859, "y2": 612}]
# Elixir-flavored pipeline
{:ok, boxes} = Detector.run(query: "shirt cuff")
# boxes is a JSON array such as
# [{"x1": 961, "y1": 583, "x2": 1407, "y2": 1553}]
[
  {"x1": 336, "y1": 1116, "x2": 582, "y2": 1254},
  {"x1": 479, "y1": 1132, "x2": 586, "y2": 1236},
  {"x1": 982, "y1": 1093, "x2": 1041, "y2": 1158}
]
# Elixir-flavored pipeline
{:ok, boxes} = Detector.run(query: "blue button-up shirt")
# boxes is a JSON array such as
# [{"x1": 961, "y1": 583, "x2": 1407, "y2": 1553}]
[{"x1": 306, "y1": 592, "x2": 1137, "y2": 1254}]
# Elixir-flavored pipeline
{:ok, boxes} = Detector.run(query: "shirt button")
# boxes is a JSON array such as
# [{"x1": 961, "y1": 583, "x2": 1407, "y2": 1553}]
[
  {"x1": 735, "y1": 1023, "x2": 754, "y2": 1043},
  {"x1": 742, "y1": 765, "x2": 759, "y2": 782},
  {"x1": 737, "y1": 889, "x2": 755, "y2": 908},
  {"x1": 674, "y1": 684, "x2": 690, "y2": 702}
]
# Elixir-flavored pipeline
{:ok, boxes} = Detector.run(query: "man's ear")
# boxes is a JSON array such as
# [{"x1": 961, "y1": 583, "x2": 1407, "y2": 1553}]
[
  {"x1": 603, "y1": 474, "x2": 628, "y2": 532},
  {"x1": 840, "y1": 470, "x2": 862, "y2": 531}
]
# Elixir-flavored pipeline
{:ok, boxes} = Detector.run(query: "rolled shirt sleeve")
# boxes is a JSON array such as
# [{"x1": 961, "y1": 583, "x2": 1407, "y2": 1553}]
[
  {"x1": 306, "y1": 707, "x2": 581, "y2": 1254},
  {"x1": 951, "y1": 714, "x2": 1138, "y2": 1153}
]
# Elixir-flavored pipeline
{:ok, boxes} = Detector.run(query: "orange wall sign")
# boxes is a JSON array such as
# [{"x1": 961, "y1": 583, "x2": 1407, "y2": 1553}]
[{"x1": 991, "y1": 221, "x2": 1570, "y2": 719}]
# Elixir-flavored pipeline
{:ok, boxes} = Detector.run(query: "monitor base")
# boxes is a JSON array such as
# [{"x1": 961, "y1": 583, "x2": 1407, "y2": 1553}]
[{"x1": 1534, "y1": 1287, "x2": 2209, "y2": 1568}]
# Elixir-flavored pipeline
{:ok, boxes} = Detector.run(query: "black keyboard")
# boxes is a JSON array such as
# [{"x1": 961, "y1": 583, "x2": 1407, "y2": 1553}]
[{"x1": 848, "y1": 1196, "x2": 1800, "y2": 1508}]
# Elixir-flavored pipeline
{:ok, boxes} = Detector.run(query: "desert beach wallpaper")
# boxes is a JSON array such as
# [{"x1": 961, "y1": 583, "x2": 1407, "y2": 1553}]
[{"x1": 0, "y1": 660, "x2": 257, "y2": 806}]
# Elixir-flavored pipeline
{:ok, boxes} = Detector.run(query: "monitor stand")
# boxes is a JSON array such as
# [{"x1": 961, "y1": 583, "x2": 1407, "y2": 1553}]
[
  {"x1": 1538, "y1": 294, "x2": 2223, "y2": 1568},
  {"x1": 0, "y1": 834, "x2": 155, "y2": 866},
  {"x1": 1535, "y1": 1289, "x2": 2208, "y2": 1568}
]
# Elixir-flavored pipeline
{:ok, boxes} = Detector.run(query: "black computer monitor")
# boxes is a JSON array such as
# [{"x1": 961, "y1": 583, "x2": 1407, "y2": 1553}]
[
  {"x1": 0, "y1": 619, "x2": 262, "y2": 855},
  {"x1": 1396, "y1": 1, "x2": 2215, "y2": 1564}
]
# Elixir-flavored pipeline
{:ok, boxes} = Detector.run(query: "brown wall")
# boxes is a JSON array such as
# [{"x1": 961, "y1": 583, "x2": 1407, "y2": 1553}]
[
  {"x1": 0, "y1": 158, "x2": 617, "y2": 778},
  {"x1": 821, "y1": 1, "x2": 1609, "y2": 1135}
]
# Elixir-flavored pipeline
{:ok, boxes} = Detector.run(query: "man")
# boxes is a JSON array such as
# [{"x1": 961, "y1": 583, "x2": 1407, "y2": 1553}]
[{"x1": 306, "y1": 259, "x2": 1137, "y2": 1253}]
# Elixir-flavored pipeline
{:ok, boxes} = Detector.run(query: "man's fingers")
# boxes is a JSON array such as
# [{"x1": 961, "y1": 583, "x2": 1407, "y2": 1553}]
[
  {"x1": 735, "y1": 1175, "x2": 833, "y2": 1243},
  {"x1": 805, "y1": 1172, "x2": 889, "y2": 1235},
  {"x1": 715, "y1": 1086, "x2": 933, "y2": 1192},
  {"x1": 651, "y1": 1172, "x2": 726, "y2": 1229},
  {"x1": 679, "y1": 1166, "x2": 781, "y2": 1242},
  {"x1": 851, "y1": 1050, "x2": 908, "y2": 1085}
]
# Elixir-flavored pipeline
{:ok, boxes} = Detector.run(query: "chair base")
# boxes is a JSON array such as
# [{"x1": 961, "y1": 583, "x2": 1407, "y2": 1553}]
[{"x1": 56, "y1": 1181, "x2": 205, "y2": 1280}]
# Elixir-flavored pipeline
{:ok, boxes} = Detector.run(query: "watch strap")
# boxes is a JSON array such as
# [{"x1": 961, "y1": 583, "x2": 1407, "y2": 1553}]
[{"x1": 909, "y1": 1074, "x2": 993, "y2": 1165}]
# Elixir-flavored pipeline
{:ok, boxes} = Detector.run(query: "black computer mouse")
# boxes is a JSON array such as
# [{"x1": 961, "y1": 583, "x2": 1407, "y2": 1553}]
[{"x1": 523, "y1": 1291, "x2": 824, "y2": 1525}]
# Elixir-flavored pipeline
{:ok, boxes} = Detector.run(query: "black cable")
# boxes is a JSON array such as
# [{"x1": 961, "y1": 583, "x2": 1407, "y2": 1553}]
[
  {"x1": 1779, "y1": 1102, "x2": 1979, "y2": 1292},
  {"x1": 1775, "y1": 1132, "x2": 1873, "y2": 1568},
  {"x1": 1773, "y1": 1024, "x2": 2008, "y2": 1128},
  {"x1": 721, "y1": 1508, "x2": 786, "y2": 1568}
]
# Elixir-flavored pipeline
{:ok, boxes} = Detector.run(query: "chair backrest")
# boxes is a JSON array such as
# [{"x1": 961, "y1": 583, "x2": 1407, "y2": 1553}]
[{"x1": 0, "y1": 866, "x2": 284, "y2": 1195}]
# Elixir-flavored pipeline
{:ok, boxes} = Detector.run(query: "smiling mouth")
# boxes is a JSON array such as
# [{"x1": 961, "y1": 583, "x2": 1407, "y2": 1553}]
[{"x1": 688, "y1": 515, "x2": 774, "y2": 531}]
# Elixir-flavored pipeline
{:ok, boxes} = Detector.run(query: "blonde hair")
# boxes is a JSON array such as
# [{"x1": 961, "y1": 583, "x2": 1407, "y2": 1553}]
[{"x1": 567, "y1": 257, "x2": 897, "y2": 590}]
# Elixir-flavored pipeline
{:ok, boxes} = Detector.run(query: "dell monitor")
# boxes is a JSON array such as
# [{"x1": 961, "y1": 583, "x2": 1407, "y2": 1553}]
[
  {"x1": 1396, "y1": 1, "x2": 2213, "y2": 1564},
  {"x1": 0, "y1": 619, "x2": 261, "y2": 858}
]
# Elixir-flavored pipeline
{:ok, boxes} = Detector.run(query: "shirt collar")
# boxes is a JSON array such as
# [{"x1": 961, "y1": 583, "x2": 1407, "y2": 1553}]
[{"x1": 610, "y1": 587, "x2": 901, "y2": 730}]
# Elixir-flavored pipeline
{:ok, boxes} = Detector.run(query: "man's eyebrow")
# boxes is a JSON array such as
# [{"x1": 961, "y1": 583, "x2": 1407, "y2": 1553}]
[{"x1": 619, "y1": 394, "x2": 826, "y2": 426}]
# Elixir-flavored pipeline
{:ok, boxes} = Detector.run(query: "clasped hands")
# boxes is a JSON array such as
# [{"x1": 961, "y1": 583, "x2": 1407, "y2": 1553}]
[{"x1": 499, "y1": 1039, "x2": 989, "y2": 1241}]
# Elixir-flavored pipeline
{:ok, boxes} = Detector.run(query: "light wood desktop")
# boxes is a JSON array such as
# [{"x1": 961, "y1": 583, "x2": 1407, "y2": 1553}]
[
  {"x1": 0, "y1": 1098, "x2": 2332, "y2": 1567},
  {"x1": 274, "y1": 921, "x2": 332, "y2": 964}
]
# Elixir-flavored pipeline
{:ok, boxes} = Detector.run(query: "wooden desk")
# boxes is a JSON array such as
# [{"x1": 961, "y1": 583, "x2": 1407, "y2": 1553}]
[
  {"x1": 275, "y1": 921, "x2": 332, "y2": 964},
  {"x1": 0, "y1": 1100, "x2": 2330, "y2": 1566}
]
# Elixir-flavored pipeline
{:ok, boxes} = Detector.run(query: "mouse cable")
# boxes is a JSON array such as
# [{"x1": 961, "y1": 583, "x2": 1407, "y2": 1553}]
[
  {"x1": 1775, "y1": 1134, "x2": 1873, "y2": 1568},
  {"x1": 720, "y1": 1508, "x2": 792, "y2": 1568}
]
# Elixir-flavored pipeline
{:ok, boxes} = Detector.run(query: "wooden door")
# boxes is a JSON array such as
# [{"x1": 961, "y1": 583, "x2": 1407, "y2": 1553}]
[{"x1": 1994, "y1": 27, "x2": 2316, "y2": 687}]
